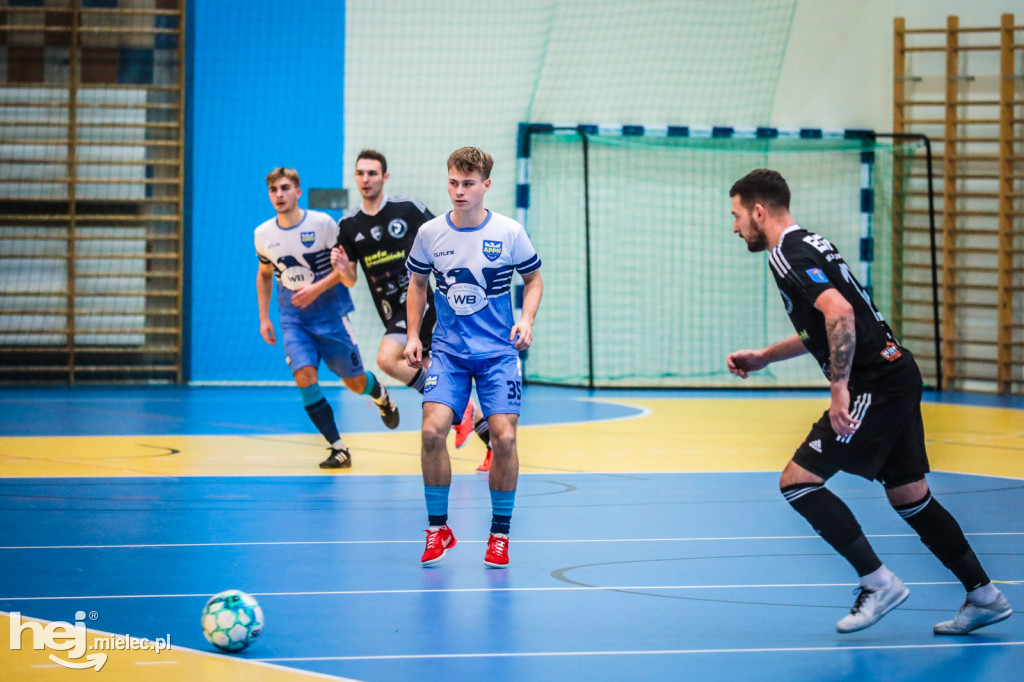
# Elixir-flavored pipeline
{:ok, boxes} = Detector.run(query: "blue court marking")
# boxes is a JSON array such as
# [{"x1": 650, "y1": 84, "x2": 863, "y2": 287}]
[
  {"x1": 3, "y1": 386, "x2": 1020, "y2": 438},
  {"x1": 1, "y1": 472, "x2": 1021, "y2": 681},
  {"x1": 0, "y1": 386, "x2": 644, "y2": 437}
]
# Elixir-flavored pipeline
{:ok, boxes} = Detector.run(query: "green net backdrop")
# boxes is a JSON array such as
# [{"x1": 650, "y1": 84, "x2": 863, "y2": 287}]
[{"x1": 522, "y1": 131, "x2": 917, "y2": 388}]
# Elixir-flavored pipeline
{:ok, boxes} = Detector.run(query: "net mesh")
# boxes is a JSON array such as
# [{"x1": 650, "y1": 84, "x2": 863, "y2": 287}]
[
  {"x1": 524, "y1": 133, "x2": 917, "y2": 388},
  {"x1": 325, "y1": 0, "x2": 799, "y2": 388}
]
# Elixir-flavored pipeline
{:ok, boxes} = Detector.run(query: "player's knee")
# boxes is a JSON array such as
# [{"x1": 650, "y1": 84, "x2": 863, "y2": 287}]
[
  {"x1": 883, "y1": 477, "x2": 929, "y2": 507},
  {"x1": 779, "y1": 460, "x2": 822, "y2": 490},
  {"x1": 421, "y1": 424, "x2": 448, "y2": 452},
  {"x1": 376, "y1": 350, "x2": 400, "y2": 376},
  {"x1": 292, "y1": 366, "x2": 317, "y2": 388},
  {"x1": 488, "y1": 429, "x2": 516, "y2": 456},
  {"x1": 341, "y1": 375, "x2": 366, "y2": 393}
]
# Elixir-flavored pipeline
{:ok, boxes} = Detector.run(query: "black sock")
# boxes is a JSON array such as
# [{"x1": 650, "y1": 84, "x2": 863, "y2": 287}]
[
  {"x1": 305, "y1": 398, "x2": 341, "y2": 444},
  {"x1": 428, "y1": 514, "x2": 448, "y2": 527},
  {"x1": 783, "y1": 483, "x2": 882, "y2": 576},
  {"x1": 407, "y1": 368, "x2": 427, "y2": 394},
  {"x1": 895, "y1": 491, "x2": 990, "y2": 591},
  {"x1": 490, "y1": 514, "x2": 511, "y2": 535},
  {"x1": 475, "y1": 419, "x2": 490, "y2": 447}
]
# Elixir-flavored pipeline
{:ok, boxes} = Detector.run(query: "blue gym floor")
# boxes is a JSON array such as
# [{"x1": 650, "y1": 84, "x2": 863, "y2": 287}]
[{"x1": 0, "y1": 386, "x2": 1021, "y2": 681}]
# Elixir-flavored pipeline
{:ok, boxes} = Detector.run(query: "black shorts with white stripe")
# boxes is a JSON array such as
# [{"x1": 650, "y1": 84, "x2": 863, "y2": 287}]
[{"x1": 792, "y1": 384, "x2": 929, "y2": 487}]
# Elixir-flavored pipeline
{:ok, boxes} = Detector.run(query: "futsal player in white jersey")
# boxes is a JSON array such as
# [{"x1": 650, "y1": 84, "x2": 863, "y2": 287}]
[
  {"x1": 405, "y1": 147, "x2": 544, "y2": 568},
  {"x1": 256, "y1": 167, "x2": 399, "y2": 469}
]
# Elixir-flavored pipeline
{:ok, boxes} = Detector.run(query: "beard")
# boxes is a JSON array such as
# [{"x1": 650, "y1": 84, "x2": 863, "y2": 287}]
[{"x1": 744, "y1": 217, "x2": 768, "y2": 252}]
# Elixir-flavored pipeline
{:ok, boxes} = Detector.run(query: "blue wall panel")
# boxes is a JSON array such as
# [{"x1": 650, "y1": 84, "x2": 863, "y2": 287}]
[{"x1": 188, "y1": 1, "x2": 345, "y2": 382}]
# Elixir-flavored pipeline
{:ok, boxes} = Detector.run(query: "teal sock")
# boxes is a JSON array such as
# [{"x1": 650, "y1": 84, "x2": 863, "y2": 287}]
[
  {"x1": 360, "y1": 372, "x2": 383, "y2": 400},
  {"x1": 489, "y1": 489, "x2": 515, "y2": 534},
  {"x1": 425, "y1": 485, "x2": 450, "y2": 527}
]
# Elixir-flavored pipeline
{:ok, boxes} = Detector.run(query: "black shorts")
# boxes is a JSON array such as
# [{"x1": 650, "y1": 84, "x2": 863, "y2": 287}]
[
  {"x1": 383, "y1": 297, "x2": 436, "y2": 352},
  {"x1": 792, "y1": 384, "x2": 930, "y2": 488}
]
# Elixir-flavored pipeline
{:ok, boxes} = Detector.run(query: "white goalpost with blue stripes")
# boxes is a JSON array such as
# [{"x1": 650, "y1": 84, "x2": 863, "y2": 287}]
[{"x1": 515, "y1": 123, "x2": 911, "y2": 389}]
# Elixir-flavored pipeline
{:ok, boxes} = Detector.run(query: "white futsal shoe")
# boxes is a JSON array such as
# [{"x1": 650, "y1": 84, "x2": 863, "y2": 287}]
[
  {"x1": 934, "y1": 591, "x2": 1012, "y2": 635},
  {"x1": 836, "y1": 576, "x2": 910, "y2": 633}
]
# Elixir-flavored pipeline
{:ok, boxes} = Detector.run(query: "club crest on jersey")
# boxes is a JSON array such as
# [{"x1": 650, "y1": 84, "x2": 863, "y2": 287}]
[
  {"x1": 300, "y1": 231, "x2": 315, "y2": 247},
  {"x1": 371, "y1": 225, "x2": 383, "y2": 241},
  {"x1": 780, "y1": 290, "x2": 793, "y2": 314},
  {"x1": 805, "y1": 268, "x2": 828, "y2": 284},
  {"x1": 880, "y1": 341, "x2": 903, "y2": 362},
  {"x1": 482, "y1": 240, "x2": 502, "y2": 261},
  {"x1": 388, "y1": 219, "x2": 408, "y2": 239},
  {"x1": 424, "y1": 375, "x2": 438, "y2": 392}
]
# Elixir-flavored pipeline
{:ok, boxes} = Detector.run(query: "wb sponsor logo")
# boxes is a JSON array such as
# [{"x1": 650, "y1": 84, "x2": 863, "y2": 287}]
[
  {"x1": 446, "y1": 282, "x2": 488, "y2": 316},
  {"x1": 482, "y1": 240, "x2": 502, "y2": 261}
]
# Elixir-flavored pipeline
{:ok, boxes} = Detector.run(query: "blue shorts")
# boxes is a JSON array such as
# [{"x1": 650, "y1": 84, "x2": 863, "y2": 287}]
[
  {"x1": 282, "y1": 315, "x2": 364, "y2": 379},
  {"x1": 423, "y1": 352, "x2": 522, "y2": 421}
]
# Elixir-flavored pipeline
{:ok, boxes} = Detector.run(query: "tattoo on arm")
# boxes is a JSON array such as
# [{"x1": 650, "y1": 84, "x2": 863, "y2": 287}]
[{"x1": 826, "y1": 316, "x2": 856, "y2": 382}]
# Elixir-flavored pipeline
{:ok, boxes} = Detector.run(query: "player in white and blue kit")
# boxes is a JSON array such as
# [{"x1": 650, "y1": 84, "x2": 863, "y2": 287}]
[
  {"x1": 256, "y1": 167, "x2": 399, "y2": 469},
  {"x1": 405, "y1": 147, "x2": 544, "y2": 568}
]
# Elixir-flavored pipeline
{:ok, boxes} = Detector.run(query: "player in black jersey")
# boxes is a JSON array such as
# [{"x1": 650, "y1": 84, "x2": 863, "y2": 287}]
[
  {"x1": 726, "y1": 169, "x2": 1011, "y2": 635},
  {"x1": 331, "y1": 150, "x2": 492, "y2": 466}
]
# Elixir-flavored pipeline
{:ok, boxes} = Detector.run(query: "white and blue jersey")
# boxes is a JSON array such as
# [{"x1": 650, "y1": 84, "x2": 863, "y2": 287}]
[
  {"x1": 255, "y1": 210, "x2": 362, "y2": 377},
  {"x1": 406, "y1": 210, "x2": 542, "y2": 359},
  {"x1": 254, "y1": 209, "x2": 355, "y2": 321}
]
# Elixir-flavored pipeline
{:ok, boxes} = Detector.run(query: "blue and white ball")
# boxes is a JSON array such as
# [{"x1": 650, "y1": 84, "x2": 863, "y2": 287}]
[{"x1": 201, "y1": 589, "x2": 264, "y2": 652}]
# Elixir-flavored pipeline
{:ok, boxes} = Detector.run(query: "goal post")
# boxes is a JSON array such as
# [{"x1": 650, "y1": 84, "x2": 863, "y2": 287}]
[{"x1": 516, "y1": 123, "x2": 924, "y2": 389}]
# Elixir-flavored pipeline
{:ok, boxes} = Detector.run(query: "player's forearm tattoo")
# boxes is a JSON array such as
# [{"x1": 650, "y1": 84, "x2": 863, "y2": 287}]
[{"x1": 826, "y1": 316, "x2": 856, "y2": 382}]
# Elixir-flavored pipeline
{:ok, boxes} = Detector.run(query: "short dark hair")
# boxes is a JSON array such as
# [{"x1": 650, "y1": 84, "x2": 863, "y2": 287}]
[
  {"x1": 729, "y1": 169, "x2": 791, "y2": 213},
  {"x1": 356, "y1": 148, "x2": 387, "y2": 174},
  {"x1": 447, "y1": 147, "x2": 493, "y2": 180}
]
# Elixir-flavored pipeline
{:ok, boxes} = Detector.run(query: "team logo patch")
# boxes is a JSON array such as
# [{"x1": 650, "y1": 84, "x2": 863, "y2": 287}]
[
  {"x1": 388, "y1": 219, "x2": 408, "y2": 239},
  {"x1": 370, "y1": 225, "x2": 383, "y2": 241},
  {"x1": 880, "y1": 341, "x2": 903, "y2": 362},
  {"x1": 482, "y1": 240, "x2": 502, "y2": 261},
  {"x1": 424, "y1": 375, "x2": 438, "y2": 392},
  {"x1": 300, "y1": 231, "x2": 315, "y2": 247},
  {"x1": 780, "y1": 290, "x2": 793, "y2": 315},
  {"x1": 805, "y1": 267, "x2": 828, "y2": 284}
]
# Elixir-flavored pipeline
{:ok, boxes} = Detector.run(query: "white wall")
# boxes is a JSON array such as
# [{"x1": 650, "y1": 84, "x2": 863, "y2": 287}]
[{"x1": 774, "y1": 0, "x2": 1020, "y2": 130}]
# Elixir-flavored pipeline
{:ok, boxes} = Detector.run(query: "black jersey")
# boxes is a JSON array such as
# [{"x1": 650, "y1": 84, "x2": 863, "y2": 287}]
[
  {"x1": 337, "y1": 195, "x2": 434, "y2": 327},
  {"x1": 768, "y1": 225, "x2": 919, "y2": 392}
]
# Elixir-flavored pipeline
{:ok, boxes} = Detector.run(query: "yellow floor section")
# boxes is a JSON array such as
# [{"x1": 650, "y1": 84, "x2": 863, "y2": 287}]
[
  {"x1": 1, "y1": 613, "x2": 352, "y2": 682},
  {"x1": 1, "y1": 398, "x2": 1021, "y2": 479}
]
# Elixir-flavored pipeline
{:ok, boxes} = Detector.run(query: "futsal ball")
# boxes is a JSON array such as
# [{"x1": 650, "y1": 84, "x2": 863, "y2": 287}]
[{"x1": 201, "y1": 589, "x2": 264, "y2": 652}]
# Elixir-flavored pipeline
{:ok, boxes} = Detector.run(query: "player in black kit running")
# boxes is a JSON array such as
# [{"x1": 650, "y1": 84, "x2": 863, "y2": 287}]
[{"x1": 726, "y1": 168, "x2": 1011, "y2": 635}]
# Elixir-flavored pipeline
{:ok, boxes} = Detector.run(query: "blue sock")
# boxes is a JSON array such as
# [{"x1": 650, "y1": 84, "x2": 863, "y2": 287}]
[
  {"x1": 299, "y1": 383, "x2": 340, "y2": 444},
  {"x1": 425, "y1": 485, "x2": 450, "y2": 527},
  {"x1": 489, "y1": 489, "x2": 515, "y2": 534}
]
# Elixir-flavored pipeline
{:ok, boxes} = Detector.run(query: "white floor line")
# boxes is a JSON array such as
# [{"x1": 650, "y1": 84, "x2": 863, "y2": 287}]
[
  {"x1": 1, "y1": 531, "x2": 1021, "y2": 551},
  {"x1": 255, "y1": 640, "x2": 1024, "y2": 662},
  {"x1": 2, "y1": 579, "x2": 1021, "y2": 602}
]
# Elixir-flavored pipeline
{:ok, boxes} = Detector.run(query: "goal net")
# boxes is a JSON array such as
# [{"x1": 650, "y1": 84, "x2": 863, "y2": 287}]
[{"x1": 519, "y1": 125, "x2": 920, "y2": 388}]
